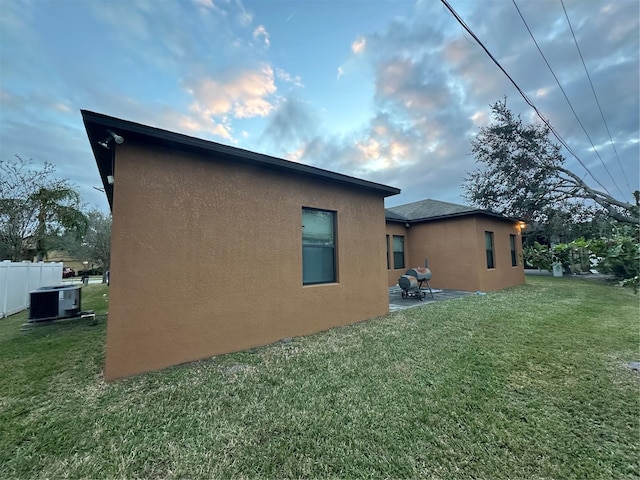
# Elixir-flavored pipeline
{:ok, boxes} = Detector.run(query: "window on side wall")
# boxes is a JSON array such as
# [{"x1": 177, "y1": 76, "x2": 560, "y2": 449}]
[
  {"x1": 393, "y1": 235, "x2": 405, "y2": 269},
  {"x1": 302, "y1": 208, "x2": 336, "y2": 285},
  {"x1": 510, "y1": 234, "x2": 517, "y2": 266},
  {"x1": 386, "y1": 234, "x2": 390, "y2": 270},
  {"x1": 485, "y1": 231, "x2": 495, "y2": 269}
]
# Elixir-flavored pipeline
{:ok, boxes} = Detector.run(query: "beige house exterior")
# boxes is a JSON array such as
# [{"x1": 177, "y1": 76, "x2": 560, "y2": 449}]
[
  {"x1": 44, "y1": 251, "x2": 85, "y2": 273},
  {"x1": 83, "y1": 112, "x2": 526, "y2": 381},
  {"x1": 385, "y1": 199, "x2": 525, "y2": 292},
  {"x1": 82, "y1": 111, "x2": 400, "y2": 381}
]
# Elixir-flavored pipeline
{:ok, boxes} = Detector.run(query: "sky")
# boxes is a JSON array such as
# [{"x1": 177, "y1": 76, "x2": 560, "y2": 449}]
[{"x1": 1, "y1": 0, "x2": 638, "y2": 213}]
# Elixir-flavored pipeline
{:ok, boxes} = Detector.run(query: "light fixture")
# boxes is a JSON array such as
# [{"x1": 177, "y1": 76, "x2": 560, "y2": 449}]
[
  {"x1": 107, "y1": 130, "x2": 124, "y2": 144},
  {"x1": 405, "y1": 222, "x2": 410, "y2": 228},
  {"x1": 98, "y1": 140, "x2": 110, "y2": 149},
  {"x1": 107, "y1": 175, "x2": 115, "y2": 185}
]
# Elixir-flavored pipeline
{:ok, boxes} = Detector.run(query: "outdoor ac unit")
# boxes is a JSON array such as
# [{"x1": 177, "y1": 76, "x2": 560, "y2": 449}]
[{"x1": 29, "y1": 285, "x2": 82, "y2": 322}]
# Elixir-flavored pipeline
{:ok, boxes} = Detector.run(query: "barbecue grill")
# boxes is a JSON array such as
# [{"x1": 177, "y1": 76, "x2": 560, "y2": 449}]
[{"x1": 398, "y1": 266, "x2": 434, "y2": 300}]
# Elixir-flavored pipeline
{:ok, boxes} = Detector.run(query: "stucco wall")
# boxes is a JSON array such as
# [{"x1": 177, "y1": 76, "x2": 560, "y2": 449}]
[
  {"x1": 106, "y1": 142, "x2": 390, "y2": 380},
  {"x1": 385, "y1": 222, "x2": 409, "y2": 286},
  {"x1": 473, "y1": 216, "x2": 525, "y2": 292},
  {"x1": 385, "y1": 216, "x2": 524, "y2": 292},
  {"x1": 404, "y1": 218, "x2": 481, "y2": 291}
]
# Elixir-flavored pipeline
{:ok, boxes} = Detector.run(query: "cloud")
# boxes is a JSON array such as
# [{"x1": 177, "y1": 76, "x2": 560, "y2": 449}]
[
  {"x1": 194, "y1": 0, "x2": 215, "y2": 9},
  {"x1": 184, "y1": 64, "x2": 277, "y2": 120},
  {"x1": 255, "y1": 3, "x2": 492, "y2": 204},
  {"x1": 234, "y1": 0, "x2": 253, "y2": 25},
  {"x1": 351, "y1": 36, "x2": 366, "y2": 54},
  {"x1": 276, "y1": 68, "x2": 304, "y2": 87},
  {"x1": 53, "y1": 102, "x2": 72, "y2": 113},
  {"x1": 261, "y1": 97, "x2": 317, "y2": 149},
  {"x1": 374, "y1": 55, "x2": 459, "y2": 130},
  {"x1": 177, "y1": 112, "x2": 234, "y2": 141},
  {"x1": 253, "y1": 25, "x2": 270, "y2": 47},
  {"x1": 1, "y1": 0, "x2": 636, "y2": 215}
]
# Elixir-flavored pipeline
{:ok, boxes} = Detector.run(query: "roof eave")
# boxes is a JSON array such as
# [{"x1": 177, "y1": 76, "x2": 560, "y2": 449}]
[
  {"x1": 405, "y1": 210, "x2": 522, "y2": 224},
  {"x1": 81, "y1": 110, "x2": 401, "y2": 210}
]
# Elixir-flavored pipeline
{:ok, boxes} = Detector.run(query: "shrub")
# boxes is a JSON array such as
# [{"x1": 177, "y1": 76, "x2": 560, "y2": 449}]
[
  {"x1": 523, "y1": 242, "x2": 553, "y2": 271},
  {"x1": 523, "y1": 229, "x2": 639, "y2": 293},
  {"x1": 589, "y1": 227, "x2": 640, "y2": 293}
]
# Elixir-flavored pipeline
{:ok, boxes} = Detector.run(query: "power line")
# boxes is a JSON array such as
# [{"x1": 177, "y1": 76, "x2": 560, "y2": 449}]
[
  {"x1": 512, "y1": 0, "x2": 626, "y2": 200},
  {"x1": 439, "y1": 0, "x2": 612, "y2": 196},
  {"x1": 560, "y1": 0, "x2": 633, "y2": 194}
]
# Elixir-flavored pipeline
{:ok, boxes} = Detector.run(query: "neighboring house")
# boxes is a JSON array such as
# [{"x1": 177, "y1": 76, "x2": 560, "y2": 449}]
[
  {"x1": 44, "y1": 250, "x2": 85, "y2": 273},
  {"x1": 82, "y1": 111, "x2": 400, "y2": 381},
  {"x1": 385, "y1": 199, "x2": 525, "y2": 292}
]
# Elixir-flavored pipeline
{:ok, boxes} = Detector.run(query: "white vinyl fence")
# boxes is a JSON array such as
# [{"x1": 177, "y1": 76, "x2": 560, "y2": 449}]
[{"x1": 0, "y1": 261, "x2": 63, "y2": 318}]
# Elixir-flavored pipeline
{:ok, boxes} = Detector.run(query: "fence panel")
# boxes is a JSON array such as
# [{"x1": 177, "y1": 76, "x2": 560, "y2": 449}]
[
  {"x1": 41, "y1": 262, "x2": 62, "y2": 287},
  {"x1": 0, "y1": 261, "x2": 63, "y2": 318}
]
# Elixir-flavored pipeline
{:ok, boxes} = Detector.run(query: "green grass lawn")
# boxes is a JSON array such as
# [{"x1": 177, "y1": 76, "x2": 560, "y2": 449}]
[{"x1": 1, "y1": 277, "x2": 638, "y2": 479}]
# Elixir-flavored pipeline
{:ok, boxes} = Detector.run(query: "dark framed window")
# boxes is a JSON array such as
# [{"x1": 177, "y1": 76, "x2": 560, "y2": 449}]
[
  {"x1": 485, "y1": 231, "x2": 495, "y2": 269},
  {"x1": 510, "y1": 234, "x2": 518, "y2": 266},
  {"x1": 302, "y1": 208, "x2": 336, "y2": 285},
  {"x1": 393, "y1": 235, "x2": 405, "y2": 269},
  {"x1": 386, "y1": 235, "x2": 390, "y2": 270}
]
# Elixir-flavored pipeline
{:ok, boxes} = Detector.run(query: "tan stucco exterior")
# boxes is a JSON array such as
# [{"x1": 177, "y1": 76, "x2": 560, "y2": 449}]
[
  {"x1": 386, "y1": 216, "x2": 525, "y2": 292},
  {"x1": 105, "y1": 141, "x2": 391, "y2": 380},
  {"x1": 45, "y1": 251, "x2": 85, "y2": 273},
  {"x1": 385, "y1": 222, "x2": 409, "y2": 287}
]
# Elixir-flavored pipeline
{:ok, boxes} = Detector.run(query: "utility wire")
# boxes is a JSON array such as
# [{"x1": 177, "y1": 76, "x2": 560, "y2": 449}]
[
  {"x1": 439, "y1": 0, "x2": 612, "y2": 195},
  {"x1": 512, "y1": 0, "x2": 626, "y2": 200},
  {"x1": 560, "y1": 0, "x2": 633, "y2": 195}
]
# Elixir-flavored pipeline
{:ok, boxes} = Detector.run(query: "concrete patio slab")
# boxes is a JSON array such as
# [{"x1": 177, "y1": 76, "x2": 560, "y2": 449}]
[{"x1": 389, "y1": 286, "x2": 475, "y2": 312}]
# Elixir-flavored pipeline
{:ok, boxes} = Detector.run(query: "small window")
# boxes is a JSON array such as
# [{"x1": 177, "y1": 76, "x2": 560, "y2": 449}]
[
  {"x1": 485, "y1": 231, "x2": 495, "y2": 269},
  {"x1": 510, "y1": 234, "x2": 518, "y2": 266},
  {"x1": 302, "y1": 208, "x2": 336, "y2": 285},
  {"x1": 393, "y1": 235, "x2": 405, "y2": 269},
  {"x1": 386, "y1": 234, "x2": 390, "y2": 270}
]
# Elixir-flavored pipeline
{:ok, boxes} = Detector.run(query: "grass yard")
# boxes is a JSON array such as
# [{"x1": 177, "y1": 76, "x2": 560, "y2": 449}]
[{"x1": 0, "y1": 277, "x2": 638, "y2": 479}]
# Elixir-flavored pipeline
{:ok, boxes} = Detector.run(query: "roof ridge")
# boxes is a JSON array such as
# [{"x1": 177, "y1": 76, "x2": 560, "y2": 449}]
[{"x1": 388, "y1": 198, "x2": 470, "y2": 211}]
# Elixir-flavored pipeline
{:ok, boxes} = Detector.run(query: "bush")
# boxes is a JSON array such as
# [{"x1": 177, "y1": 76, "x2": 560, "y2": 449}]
[
  {"x1": 524, "y1": 227, "x2": 639, "y2": 293},
  {"x1": 589, "y1": 227, "x2": 639, "y2": 293},
  {"x1": 523, "y1": 242, "x2": 553, "y2": 271},
  {"x1": 77, "y1": 268, "x2": 103, "y2": 276}
]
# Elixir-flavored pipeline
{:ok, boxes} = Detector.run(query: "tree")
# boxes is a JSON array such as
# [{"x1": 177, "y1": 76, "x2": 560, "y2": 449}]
[
  {"x1": 79, "y1": 210, "x2": 112, "y2": 283},
  {"x1": 463, "y1": 99, "x2": 639, "y2": 227},
  {"x1": 0, "y1": 156, "x2": 88, "y2": 261}
]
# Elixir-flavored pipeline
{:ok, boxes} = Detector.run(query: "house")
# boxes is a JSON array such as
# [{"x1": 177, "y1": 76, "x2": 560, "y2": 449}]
[
  {"x1": 81, "y1": 111, "x2": 400, "y2": 381},
  {"x1": 384, "y1": 199, "x2": 525, "y2": 292},
  {"x1": 44, "y1": 250, "x2": 85, "y2": 274}
]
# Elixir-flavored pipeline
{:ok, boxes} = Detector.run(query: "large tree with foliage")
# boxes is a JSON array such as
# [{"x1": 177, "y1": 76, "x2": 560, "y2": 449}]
[
  {"x1": 463, "y1": 99, "x2": 639, "y2": 227},
  {"x1": 66, "y1": 209, "x2": 111, "y2": 281},
  {"x1": 0, "y1": 156, "x2": 88, "y2": 261}
]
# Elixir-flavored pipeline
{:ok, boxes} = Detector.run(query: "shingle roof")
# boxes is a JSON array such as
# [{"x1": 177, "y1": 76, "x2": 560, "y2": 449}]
[
  {"x1": 81, "y1": 110, "x2": 401, "y2": 210},
  {"x1": 384, "y1": 209, "x2": 408, "y2": 222},
  {"x1": 386, "y1": 198, "x2": 518, "y2": 223}
]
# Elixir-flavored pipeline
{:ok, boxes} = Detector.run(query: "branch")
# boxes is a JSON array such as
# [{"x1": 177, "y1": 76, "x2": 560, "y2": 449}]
[
  {"x1": 556, "y1": 167, "x2": 636, "y2": 211},
  {"x1": 555, "y1": 167, "x2": 639, "y2": 224}
]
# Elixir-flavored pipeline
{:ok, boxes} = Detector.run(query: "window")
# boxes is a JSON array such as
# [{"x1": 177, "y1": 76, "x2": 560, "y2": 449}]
[
  {"x1": 510, "y1": 234, "x2": 518, "y2": 266},
  {"x1": 302, "y1": 208, "x2": 336, "y2": 284},
  {"x1": 393, "y1": 235, "x2": 405, "y2": 269},
  {"x1": 485, "y1": 231, "x2": 495, "y2": 269},
  {"x1": 386, "y1": 235, "x2": 390, "y2": 270}
]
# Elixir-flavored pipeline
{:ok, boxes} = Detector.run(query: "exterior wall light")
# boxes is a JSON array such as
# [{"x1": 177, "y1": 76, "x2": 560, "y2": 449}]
[{"x1": 107, "y1": 130, "x2": 124, "y2": 144}]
